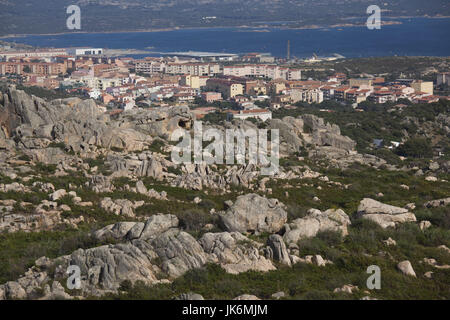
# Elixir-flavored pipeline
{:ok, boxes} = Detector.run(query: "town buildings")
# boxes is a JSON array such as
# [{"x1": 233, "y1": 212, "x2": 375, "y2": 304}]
[
  {"x1": 201, "y1": 92, "x2": 222, "y2": 102},
  {"x1": 0, "y1": 45, "x2": 448, "y2": 115},
  {"x1": 205, "y1": 78, "x2": 244, "y2": 98},
  {"x1": 223, "y1": 65, "x2": 301, "y2": 80},
  {"x1": 437, "y1": 72, "x2": 449, "y2": 86},
  {"x1": 411, "y1": 80, "x2": 434, "y2": 95},
  {"x1": 231, "y1": 109, "x2": 273, "y2": 121}
]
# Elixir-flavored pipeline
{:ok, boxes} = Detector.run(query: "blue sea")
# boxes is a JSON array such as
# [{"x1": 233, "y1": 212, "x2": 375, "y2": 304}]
[{"x1": 4, "y1": 17, "x2": 450, "y2": 58}]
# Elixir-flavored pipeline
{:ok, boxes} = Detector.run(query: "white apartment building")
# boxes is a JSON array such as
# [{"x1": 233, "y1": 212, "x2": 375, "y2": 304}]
[
  {"x1": 223, "y1": 65, "x2": 301, "y2": 80},
  {"x1": 0, "y1": 49, "x2": 67, "y2": 61},
  {"x1": 80, "y1": 76, "x2": 129, "y2": 90},
  {"x1": 135, "y1": 60, "x2": 166, "y2": 74},
  {"x1": 165, "y1": 63, "x2": 220, "y2": 76},
  {"x1": 289, "y1": 88, "x2": 324, "y2": 104},
  {"x1": 67, "y1": 48, "x2": 103, "y2": 56},
  {"x1": 233, "y1": 109, "x2": 272, "y2": 121}
]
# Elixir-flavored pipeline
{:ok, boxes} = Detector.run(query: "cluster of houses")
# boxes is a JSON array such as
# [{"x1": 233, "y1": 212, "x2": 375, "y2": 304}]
[{"x1": 1, "y1": 47, "x2": 449, "y2": 120}]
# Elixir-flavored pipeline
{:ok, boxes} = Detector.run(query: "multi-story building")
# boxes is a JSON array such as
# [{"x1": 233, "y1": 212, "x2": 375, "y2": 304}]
[
  {"x1": 345, "y1": 89, "x2": 371, "y2": 104},
  {"x1": 349, "y1": 78, "x2": 373, "y2": 87},
  {"x1": 135, "y1": 59, "x2": 166, "y2": 74},
  {"x1": 268, "y1": 81, "x2": 287, "y2": 95},
  {"x1": 0, "y1": 62, "x2": 67, "y2": 75},
  {"x1": 180, "y1": 75, "x2": 200, "y2": 89},
  {"x1": 437, "y1": 72, "x2": 449, "y2": 86},
  {"x1": 223, "y1": 65, "x2": 301, "y2": 80},
  {"x1": 289, "y1": 88, "x2": 324, "y2": 104},
  {"x1": 205, "y1": 78, "x2": 244, "y2": 99},
  {"x1": 274, "y1": 95, "x2": 292, "y2": 104},
  {"x1": 411, "y1": 80, "x2": 433, "y2": 95},
  {"x1": 320, "y1": 86, "x2": 336, "y2": 100},
  {"x1": 80, "y1": 76, "x2": 129, "y2": 91},
  {"x1": 165, "y1": 63, "x2": 220, "y2": 76},
  {"x1": 368, "y1": 89, "x2": 396, "y2": 104},
  {"x1": 92, "y1": 64, "x2": 121, "y2": 77},
  {"x1": 66, "y1": 48, "x2": 104, "y2": 56},
  {"x1": 334, "y1": 86, "x2": 351, "y2": 102},
  {"x1": 0, "y1": 48, "x2": 67, "y2": 61},
  {"x1": 201, "y1": 92, "x2": 222, "y2": 102}
]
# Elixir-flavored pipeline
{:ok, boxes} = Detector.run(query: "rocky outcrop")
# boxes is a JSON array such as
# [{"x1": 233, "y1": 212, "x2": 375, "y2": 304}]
[
  {"x1": 0, "y1": 214, "x2": 278, "y2": 299},
  {"x1": 334, "y1": 284, "x2": 359, "y2": 294},
  {"x1": 233, "y1": 294, "x2": 260, "y2": 300},
  {"x1": 120, "y1": 105, "x2": 194, "y2": 138},
  {"x1": 301, "y1": 114, "x2": 356, "y2": 151},
  {"x1": 100, "y1": 197, "x2": 144, "y2": 218},
  {"x1": 0, "y1": 199, "x2": 84, "y2": 233},
  {"x1": 268, "y1": 115, "x2": 356, "y2": 155},
  {"x1": 309, "y1": 146, "x2": 389, "y2": 169},
  {"x1": 93, "y1": 214, "x2": 179, "y2": 242},
  {"x1": 357, "y1": 198, "x2": 416, "y2": 228},
  {"x1": 423, "y1": 198, "x2": 450, "y2": 208},
  {"x1": 199, "y1": 232, "x2": 276, "y2": 274},
  {"x1": 150, "y1": 229, "x2": 209, "y2": 278},
  {"x1": 267, "y1": 234, "x2": 291, "y2": 266},
  {"x1": 173, "y1": 163, "x2": 260, "y2": 191},
  {"x1": 268, "y1": 117, "x2": 305, "y2": 154},
  {"x1": 0, "y1": 87, "x2": 193, "y2": 153},
  {"x1": 219, "y1": 194, "x2": 287, "y2": 234},
  {"x1": 88, "y1": 175, "x2": 114, "y2": 193},
  {"x1": 397, "y1": 260, "x2": 416, "y2": 277},
  {"x1": 136, "y1": 159, "x2": 165, "y2": 180},
  {"x1": 0, "y1": 182, "x2": 30, "y2": 193},
  {"x1": 283, "y1": 208, "x2": 351, "y2": 244},
  {"x1": 175, "y1": 292, "x2": 204, "y2": 300}
]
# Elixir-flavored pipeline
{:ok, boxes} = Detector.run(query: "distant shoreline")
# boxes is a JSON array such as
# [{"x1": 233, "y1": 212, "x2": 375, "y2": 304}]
[{"x1": 1, "y1": 15, "x2": 449, "y2": 40}]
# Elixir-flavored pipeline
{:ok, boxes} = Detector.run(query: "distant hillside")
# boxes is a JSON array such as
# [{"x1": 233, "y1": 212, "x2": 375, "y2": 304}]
[{"x1": 0, "y1": 0, "x2": 449, "y2": 36}]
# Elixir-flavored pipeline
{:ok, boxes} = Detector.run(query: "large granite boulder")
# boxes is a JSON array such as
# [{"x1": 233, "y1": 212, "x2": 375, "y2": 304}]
[
  {"x1": 219, "y1": 194, "x2": 288, "y2": 234},
  {"x1": 267, "y1": 234, "x2": 291, "y2": 266},
  {"x1": 284, "y1": 208, "x2": 351, "y2": 244},
  {"x1": 357, "y1": 198, "x2": 417, "y2": 228},
  {"x1": 199, "y1": 232, "x2": 276, "y2": 274}
]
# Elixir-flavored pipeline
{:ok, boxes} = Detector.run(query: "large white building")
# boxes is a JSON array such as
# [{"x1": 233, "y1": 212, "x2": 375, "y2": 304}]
[
  {"x1": 0, "y1": 48, "x2": 67, "y2": 61},
  {"x1": 223, "y1": 65, "x2": 301, "y2": 81},
  {"x1": 135, "y1": 60, "x2": 166, "y2": 74},
  {"x1": 165, "y1": 62, "x2": 220, "y2": 76},
  {"x1": 232, "y1": 109, "x2": 272, "y2": 121},
  {"x1": 66, "y1": 48, "x2": 103, "y2": 56},
  {"x1": 289, "y1": 88, "x2": 324, "y2": 104},
  {"x1": 79, "y1": 76, "x2": 129, "y2": 90}
]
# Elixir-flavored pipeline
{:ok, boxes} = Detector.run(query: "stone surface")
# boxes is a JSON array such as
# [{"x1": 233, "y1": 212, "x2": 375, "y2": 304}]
[
  {"x1": 397, "y1": 260, "x2": 416, "y2": 277},
  {"x1": 424, "y1": 198, "x2": 450, "y2": 208},
  {"x1": 267, "y1": 234, "x2": 291, "y2": 266},
  {"x1": 199, "y1": 232, "x2": 276, "y2": 274},
  {"x1": 284, "y1": 208, "x2": 351, "y2": 244},
  {"x1": 357, "y1": 198, "x2": 416, "y2": 228},
  {"x1": 219, "y1": 194, "x2": 287, "y2": 234},
  {"x1": 233, "y1": 294, "x2": 260, "y2": 300},
  {"x1": 175, "y1": 292, "x2": 204, "y2": 300}
]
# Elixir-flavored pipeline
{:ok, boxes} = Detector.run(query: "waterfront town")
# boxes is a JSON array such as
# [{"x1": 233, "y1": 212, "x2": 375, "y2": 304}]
[{"x1": 1, "y1": 46, "x2": 449, "y2": 121}]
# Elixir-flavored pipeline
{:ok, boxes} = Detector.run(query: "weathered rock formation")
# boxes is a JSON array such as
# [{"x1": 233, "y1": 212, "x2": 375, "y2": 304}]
[
  {"x1": 0, "y1": 214, "x2": 276, "y2": 299},
  {"x1": 219, "y1": 193, "x2": 288, "y2": 234},
  {"x1": 283, "y1": 208, "x2": 351, "y2": 244},
  {"x1": 357, "y1": 198, "x2": 417, "y2": 228}
]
